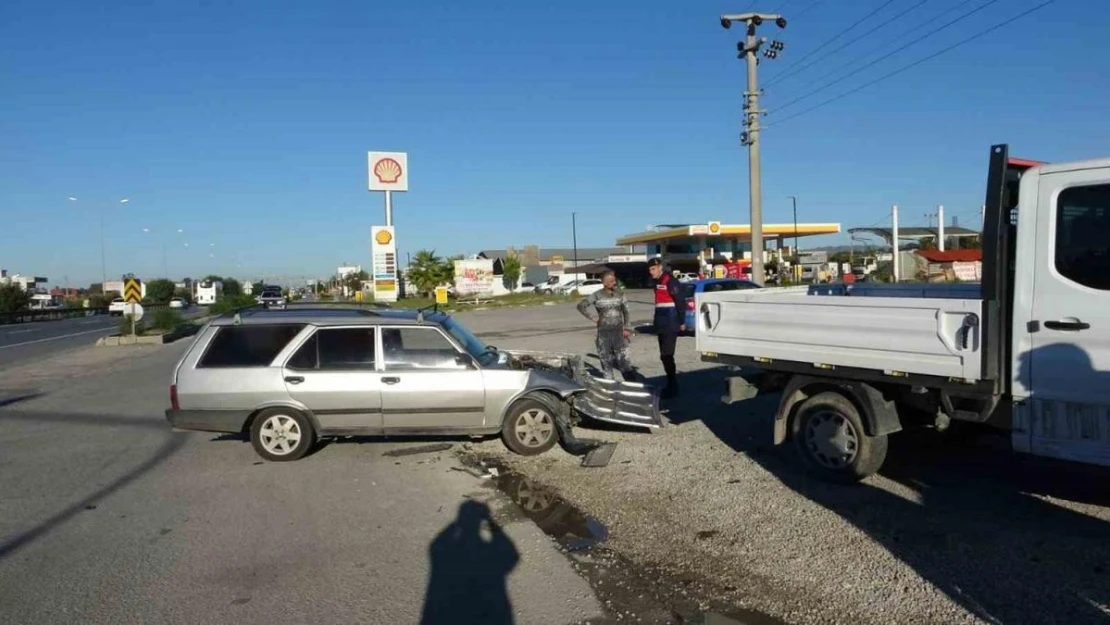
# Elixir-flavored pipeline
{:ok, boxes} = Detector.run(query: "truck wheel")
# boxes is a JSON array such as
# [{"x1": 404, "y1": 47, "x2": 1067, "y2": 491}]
[
  {"x1": 502, "y1": 398, "x2": 559, "y2": 456},
  {"x1": 250, "y1": 408, "x2": 315, "y2": 462},
  {"x1": 792, "y1": 392, "x2": 888, "y2": 483}
]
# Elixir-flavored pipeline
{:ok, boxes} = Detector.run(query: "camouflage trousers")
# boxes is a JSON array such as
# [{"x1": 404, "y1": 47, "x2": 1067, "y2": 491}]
[{"x1": 596, "y1": 327, "x2": 637, "y2": 380}]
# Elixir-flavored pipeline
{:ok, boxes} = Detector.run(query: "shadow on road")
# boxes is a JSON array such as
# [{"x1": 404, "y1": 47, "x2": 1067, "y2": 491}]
[
  {"x1": 0, "y1": 410, "x2": 187, "y2": 560},
  {"x1": 420, "y1": 500, "x2": 519, "y2": 625},
  {"x1": 0, "y1": 392, "x2": 46, "y2": 408},
  {"x1": 660, "y1": 366, "x2": 1110, "y2": 625}
]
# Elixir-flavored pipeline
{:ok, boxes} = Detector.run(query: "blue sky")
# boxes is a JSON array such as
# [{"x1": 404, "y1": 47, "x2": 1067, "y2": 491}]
[{"x1": 1, "y1": 0, "x2": 1105, "y2": 286}]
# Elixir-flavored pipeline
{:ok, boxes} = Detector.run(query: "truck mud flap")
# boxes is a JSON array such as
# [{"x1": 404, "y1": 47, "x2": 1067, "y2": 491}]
[{"x1": 573, "y1": 375, "x2": 664, "y2": 430}]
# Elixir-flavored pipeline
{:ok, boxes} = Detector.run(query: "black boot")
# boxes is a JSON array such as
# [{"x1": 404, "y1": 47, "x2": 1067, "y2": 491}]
[{"x1": 660, "y1": 357, "x2": 678, "y2": 398}]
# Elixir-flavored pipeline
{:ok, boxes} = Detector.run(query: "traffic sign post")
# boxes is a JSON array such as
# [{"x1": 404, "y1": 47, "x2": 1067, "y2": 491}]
[{"x1": 124, "y1": 278, "x2": 143, "y2": 338}]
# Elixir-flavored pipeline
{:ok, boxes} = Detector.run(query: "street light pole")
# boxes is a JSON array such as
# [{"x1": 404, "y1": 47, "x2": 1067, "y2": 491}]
[
  {"x1": 69, "y1": 196, "x2": 128, "y2": 288},
  {"x1": 572, "y1": 212, "x2": 579, "y2": 278},
  {"x1": 788, "y1": 195, "x2": 798, "y2": 255}
]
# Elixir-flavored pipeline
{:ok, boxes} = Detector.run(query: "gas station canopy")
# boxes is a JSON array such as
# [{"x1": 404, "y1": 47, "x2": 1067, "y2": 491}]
[{"x1": 616, "y1": 222, "x2": 841, "y2": 247}]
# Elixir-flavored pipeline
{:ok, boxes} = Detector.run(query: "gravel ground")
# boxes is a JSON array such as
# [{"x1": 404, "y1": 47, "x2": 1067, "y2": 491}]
[{"x1": 454, "y1": 296, "x2": 1110, "y2": 625}]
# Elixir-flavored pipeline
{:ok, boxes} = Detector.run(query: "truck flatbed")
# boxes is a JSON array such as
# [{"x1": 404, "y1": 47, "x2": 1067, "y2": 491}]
[{"x1": 697, "y1": 289, "x2": 983, "y2": 382}]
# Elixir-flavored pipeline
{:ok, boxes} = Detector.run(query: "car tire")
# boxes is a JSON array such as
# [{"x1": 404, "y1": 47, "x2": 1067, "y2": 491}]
[
  {"x1": 792, "y1": 391, "x2": 887, "y2": 483},
  {"x1": 250, "y1": 407, "x2": 316, "y2": 462},
  {"x1": 502, "y1": 398, "x2": 559, "y2": 456}
]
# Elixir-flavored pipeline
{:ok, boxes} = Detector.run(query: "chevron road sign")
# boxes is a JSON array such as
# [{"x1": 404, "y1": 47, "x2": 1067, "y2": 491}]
[{"x1": 124, "y1": 278, "x2": 142, "y2": 304}]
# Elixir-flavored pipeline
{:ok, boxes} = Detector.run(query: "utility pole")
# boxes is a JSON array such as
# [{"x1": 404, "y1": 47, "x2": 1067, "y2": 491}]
[{"x1": 722, "y1": 12, "x2": 787, "y2": 286}]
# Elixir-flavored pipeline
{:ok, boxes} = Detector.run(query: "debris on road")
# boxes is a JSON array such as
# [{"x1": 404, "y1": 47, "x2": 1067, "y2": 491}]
[{"x1": 381, "y1": 443, "x2": 454, "y2": 457}]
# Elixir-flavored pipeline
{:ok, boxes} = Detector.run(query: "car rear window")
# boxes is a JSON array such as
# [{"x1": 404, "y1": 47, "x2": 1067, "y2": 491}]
[
  {"x1": 680, "y1": 284, "x2": 696, "y2": 298},
  {"x1": 198, "y1": 324, "x2": 306, "y2": 368}
]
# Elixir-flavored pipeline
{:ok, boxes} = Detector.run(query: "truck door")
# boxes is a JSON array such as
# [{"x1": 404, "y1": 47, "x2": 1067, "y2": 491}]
[{"x1": 1016, "y1": 167, "x2": 1110, "y2": 467}]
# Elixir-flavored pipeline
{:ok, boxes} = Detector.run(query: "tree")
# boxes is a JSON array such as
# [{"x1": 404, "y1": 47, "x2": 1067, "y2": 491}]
[
  {"x1": 502, "y1": 254, "x2": 522, "y2": 289},
  {"x1": 0, "y1": 284, "x2": 31, "y2": 314},
  {"x1": 344, "y1": 270, "x2": 369, "y2": 295},
  {"x1": 203, "y1": 275, "x2": 242, "y2": 298},
  {"x1": 146, "y1": 278, "x2": 176, "y2": 303},
  {"x1": 408, "y1": 250, "x2": 448, "y2": 296},
  {"x1": 441, "y1": 254, "x2": 464, "y2": 286}
]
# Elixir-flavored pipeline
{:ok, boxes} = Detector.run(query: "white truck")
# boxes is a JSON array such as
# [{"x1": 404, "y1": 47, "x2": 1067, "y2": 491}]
[{"x1": 697, "y1": 144, "x2": 1110, "y2": 482}]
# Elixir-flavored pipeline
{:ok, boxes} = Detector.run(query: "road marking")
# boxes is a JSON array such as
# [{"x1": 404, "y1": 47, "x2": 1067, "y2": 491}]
[
  {"x1": 79, "y1": 319, "x2": 108, "y2": 325},
  {"x1": 0, "y1": 326, "x2": 118, "y2": 350},
  {"x1": 8, "y1": 329, "x2": 39, "y2": 335}
]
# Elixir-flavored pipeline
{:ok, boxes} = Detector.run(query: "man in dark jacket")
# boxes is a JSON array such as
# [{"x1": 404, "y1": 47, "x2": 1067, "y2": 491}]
[{"x1": 648, "y1": 258, "x2": 686, "y2": 398}]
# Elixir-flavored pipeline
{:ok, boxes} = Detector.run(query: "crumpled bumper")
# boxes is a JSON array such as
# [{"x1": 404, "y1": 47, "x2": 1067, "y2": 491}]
[{"x1": 571, "y1": 374, "x2": 663, "y2": 430}]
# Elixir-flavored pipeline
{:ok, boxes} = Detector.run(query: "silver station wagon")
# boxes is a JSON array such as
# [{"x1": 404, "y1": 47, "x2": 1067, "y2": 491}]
[{"x1": 166, "y1": 307, "x2": 661, "y2": 461}]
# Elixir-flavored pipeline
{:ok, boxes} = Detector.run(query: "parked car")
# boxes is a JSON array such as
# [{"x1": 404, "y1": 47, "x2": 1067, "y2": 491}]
[
  {"x1": 682, "y1": 278, "x2": 761, "y2": 333},
  {"x1": 109, "y1": 298, "x2": 128, "y2": 316},
  {"x1": 169, "y1": 297, "x2": 189, "y2": 309},
  {"x1": 554, "y1": 280, "x2": 581, "y2": 295},
  {"x1": 575, "y1": 279, "x2": 604, "y2": 296},
  {"x1": 677, "y1": 272, "x2": 700, "y2": 283},
  {"x1": 165, "y1": 307, "x2": 662, "y2": 462}
]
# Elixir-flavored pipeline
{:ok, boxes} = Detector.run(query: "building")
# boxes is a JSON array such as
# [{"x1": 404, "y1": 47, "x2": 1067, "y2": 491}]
[
  {"x1": 1, "y1": 271, "x2": 49, "y2": 292},
  {"x1": 615, "y1": 222, "x2": 842, "y2": 273}
]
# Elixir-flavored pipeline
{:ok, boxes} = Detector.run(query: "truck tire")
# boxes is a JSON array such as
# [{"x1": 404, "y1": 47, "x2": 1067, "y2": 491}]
[
  {"x1": 792, "y1": 392, "x2": 888, "y2": 483},
  {"x1": 502, "y1": 398, "x2": 559, "y2": 456}
]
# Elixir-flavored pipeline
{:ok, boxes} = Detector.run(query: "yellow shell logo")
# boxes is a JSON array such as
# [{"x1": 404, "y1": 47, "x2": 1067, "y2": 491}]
[
  {"x1": 708, "y1": 222, "x2": 721, "y2": 234},
  {"x1": 373, "y1": 158, "x2": 403, "y2": 184},
  {"x1": 375, "y1": 230, "x2": 393, "y2": 245}
]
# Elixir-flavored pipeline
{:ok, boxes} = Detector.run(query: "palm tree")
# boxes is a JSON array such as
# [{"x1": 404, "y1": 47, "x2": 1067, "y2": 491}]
[
  {"x1": 502, "y1": 254, "x2": 522, "y2": 290},
  {"x1": 408, "y1": 250, "x2": 446, "y2": 296}
]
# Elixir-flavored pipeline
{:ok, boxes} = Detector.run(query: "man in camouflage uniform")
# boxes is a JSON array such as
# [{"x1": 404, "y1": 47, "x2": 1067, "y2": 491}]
[{"x1": 576, "y1": 271, "x2": 639, "y2": 381}]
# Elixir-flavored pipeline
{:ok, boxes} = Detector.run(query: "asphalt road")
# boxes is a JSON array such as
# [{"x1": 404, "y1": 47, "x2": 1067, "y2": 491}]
[
  {"x1": 0, "y1": 342, "x2": 603, "y2": 624},
  {"x1": 0, "y1": 308, "x2": 206, "y2": 371}
]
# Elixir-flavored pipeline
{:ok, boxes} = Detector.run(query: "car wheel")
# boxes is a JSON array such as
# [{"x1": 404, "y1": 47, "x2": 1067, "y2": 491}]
[
  {"x1": 792, "y1": 392, "x2": 887, "y2": 483},
  {"x1": 502, "y1": 398, "x2": 559, "y2": 456},
  {"x1": 250, "y1": 408, "x2": 315, "y2": 462}
]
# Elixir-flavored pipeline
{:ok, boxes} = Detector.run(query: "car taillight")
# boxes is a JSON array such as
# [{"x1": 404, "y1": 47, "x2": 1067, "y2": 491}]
[{"x1": 170, "y1": 384, "x2": 180, "y2": 411}]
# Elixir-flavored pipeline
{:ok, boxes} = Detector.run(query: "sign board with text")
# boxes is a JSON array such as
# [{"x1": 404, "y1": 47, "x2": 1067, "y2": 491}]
[
  {"x1": 435, "y1": 286, "x2": 449, "y2": 305},
  {"x1": 707, "y1": 221, "x2": 722, "y2": 236},
  {"x1": 454, "y1": 259, "x2": 496, "y2": 296},
  {"x1": 368, "y1": 152, "x2": 409, "y2": 192},
  {"x1": 371, "y1": 226, "x2": 398, "y2": 302}
]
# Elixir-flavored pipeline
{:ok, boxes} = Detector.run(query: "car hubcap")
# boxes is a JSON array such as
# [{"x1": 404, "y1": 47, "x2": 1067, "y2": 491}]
[
  {"x1": 805, "y1": 410, "x2": 859, "y2": 469},
  {"x1": 260, "y1": 415, "x2": 302, "y2": 455},
  {"x1": 514, "y1": 409, "x2": 554, "y2": 448}
]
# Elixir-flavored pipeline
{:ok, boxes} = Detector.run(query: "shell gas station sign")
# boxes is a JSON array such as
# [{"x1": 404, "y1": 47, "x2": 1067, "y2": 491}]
[
  {"x1": 707, "y1": 221, "x2": 722, "y2": 236},
  {"x1": 371, "y1": 226, "x2": 398, "y2": 302}
]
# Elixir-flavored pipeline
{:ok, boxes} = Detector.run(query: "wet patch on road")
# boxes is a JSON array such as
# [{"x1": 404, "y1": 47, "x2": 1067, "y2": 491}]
[{"x1": 462, "y1": 452, "x2": 790, "y2": 625}]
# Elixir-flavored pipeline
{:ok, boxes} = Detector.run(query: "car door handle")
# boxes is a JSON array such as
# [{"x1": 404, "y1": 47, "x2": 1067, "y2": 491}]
[
  {"x1": 1043, "y1": 319, "x2": 1090, "y2": 332},
  {"x1": 284, "y1": 376, "x2": 305, "y2": 384},
  {"x1": 381, "y1": 376, "x2": 401, "y2": 385}
]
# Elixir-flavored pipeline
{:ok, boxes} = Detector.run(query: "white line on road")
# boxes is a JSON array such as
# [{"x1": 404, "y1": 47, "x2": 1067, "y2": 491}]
[
  {"x1": 79, "y1": 319, "x2": 109, "y2": 325},
  {"x1": 8, "y1": 329, "x2": 40, "y2": 335},
  {"x1": 0, "y1": 326, "x2": 118, "y2": 350}
]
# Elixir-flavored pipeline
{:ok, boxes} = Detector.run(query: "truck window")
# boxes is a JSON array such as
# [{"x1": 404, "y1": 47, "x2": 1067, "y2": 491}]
[{"x1": 1055, "y1": 183, "x2": 1110, "y2": 291}]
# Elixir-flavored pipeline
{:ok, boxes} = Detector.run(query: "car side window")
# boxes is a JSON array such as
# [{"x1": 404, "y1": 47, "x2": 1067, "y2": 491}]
[
  {"x1": 1055, "y1": 183, "x2": 1110, "y2": 291},
  {"x1": 381, "y1": 327, "x2": 466, "y2": 371},
  {"x1": 315, "y1": 328, "x2": 376, "y2": 370},
  {"x1": 286, "y1": 333, "x2": 318, "y2": 370},
  {"x1": 198, "y1": 324, "x2": 306, "y2": 368}
]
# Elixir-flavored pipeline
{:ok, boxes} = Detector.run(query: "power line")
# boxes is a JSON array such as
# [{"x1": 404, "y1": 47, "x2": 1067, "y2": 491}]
[
  {"x1": 766, "y1": 0, "x2": 1056, "y2": 128},
  {"x1": 764, "y1": 0, "x2": 901, "y2": 88},
  {"x1": 793, "y1": 0, "x2": 830, "y2": 19},
  {"x1": 773, "y1": 0, "x2": 1002, "y2": 113},
  {"x1": 767, "y1": 0, "x2": 935, "y2": 88}
]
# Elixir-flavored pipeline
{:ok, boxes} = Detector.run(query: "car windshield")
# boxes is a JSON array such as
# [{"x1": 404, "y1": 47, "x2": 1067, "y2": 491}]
[{"x1": 443, "y1": 317, "x2": 497, "y2": 365}]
